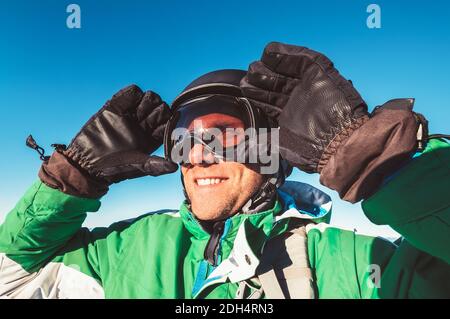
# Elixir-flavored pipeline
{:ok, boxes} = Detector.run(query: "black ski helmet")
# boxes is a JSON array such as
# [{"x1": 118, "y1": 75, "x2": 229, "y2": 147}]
[
  {"x1": 171, "y1": 69, "x2": 248, "y2": 109},
  {"x1": 163, "y1": 69, "x2": 292, "y2": 211}
]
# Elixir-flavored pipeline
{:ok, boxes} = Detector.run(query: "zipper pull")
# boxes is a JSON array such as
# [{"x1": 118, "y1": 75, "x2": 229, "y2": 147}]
[{"x1": 204, "y1": 220, "x2": 225, "y2": 266}]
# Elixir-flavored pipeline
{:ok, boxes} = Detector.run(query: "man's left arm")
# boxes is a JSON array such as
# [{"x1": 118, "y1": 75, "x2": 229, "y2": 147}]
[
  {"x1": 362, "y1": 137, "x2": 450, "y2": 264},
  {"x1": 241, "y1": 41, "x2": 450, "y2": 264}
]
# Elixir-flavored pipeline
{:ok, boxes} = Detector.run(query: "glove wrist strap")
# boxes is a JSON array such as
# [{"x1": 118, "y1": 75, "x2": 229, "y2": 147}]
[{"x1": 39, "y1": 151, "x2": 109, "y2": 199}]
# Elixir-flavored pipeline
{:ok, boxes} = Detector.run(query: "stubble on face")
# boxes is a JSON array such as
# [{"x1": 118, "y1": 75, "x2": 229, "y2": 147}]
[{"x1": 181, "y1": 162, "x2": 264, "y2": 221}]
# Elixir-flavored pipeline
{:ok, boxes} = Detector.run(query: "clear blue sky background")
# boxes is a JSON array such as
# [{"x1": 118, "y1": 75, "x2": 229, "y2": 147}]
[{"x1": 0, "y1": 0, "x2": 449, "y2": 237}]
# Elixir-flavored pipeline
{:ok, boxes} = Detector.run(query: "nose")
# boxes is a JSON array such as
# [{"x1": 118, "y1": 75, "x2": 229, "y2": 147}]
[{"x1": 189, "y1": 143, "x2": 216, "y2": 165}]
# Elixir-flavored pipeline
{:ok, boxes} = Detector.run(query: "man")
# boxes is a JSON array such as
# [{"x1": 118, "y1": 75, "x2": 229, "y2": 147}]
[{"x1": 0, "y1": 42, "x2": 449, "y2": 299}]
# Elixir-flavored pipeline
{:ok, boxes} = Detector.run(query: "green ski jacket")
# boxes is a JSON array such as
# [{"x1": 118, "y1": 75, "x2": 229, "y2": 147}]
[{"x1": 0, "y1": 139, "x2": 449, "y2": 298}]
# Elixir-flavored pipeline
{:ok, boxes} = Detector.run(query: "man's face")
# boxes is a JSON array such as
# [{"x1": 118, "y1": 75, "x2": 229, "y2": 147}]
[{"x1": 181, "y1": 113, "x2": 265, "y2": 221}]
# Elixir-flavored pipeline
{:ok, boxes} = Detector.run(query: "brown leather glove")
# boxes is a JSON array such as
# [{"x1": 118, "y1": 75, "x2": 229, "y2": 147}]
[
  {"x1": 35, "y1": 85, "x2": 178, "y2": 199},
  {"x1": 241, "y1": 42, "x2": 427, "y2": 202}
]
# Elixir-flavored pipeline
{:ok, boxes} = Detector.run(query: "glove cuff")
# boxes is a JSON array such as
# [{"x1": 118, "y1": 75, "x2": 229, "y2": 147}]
[
  {"x1": 317, "y1": 115, "x2": 370, "y2": 173},
  {"x1": 39, "y1": 151, "x2": 109, "y2": 199},
  {"x1": 319, "y1": 99, "x2": 422, "y2": 203}
]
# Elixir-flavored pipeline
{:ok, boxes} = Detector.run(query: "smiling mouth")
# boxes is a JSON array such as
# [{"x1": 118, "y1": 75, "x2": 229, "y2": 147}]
[{"x1": 195, "y1": 178, "x2": 228, "y2": 186}]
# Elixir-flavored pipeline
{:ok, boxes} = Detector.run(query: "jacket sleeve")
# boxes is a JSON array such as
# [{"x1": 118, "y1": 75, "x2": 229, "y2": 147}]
[
  {"x1": 0, "y1": 181, "x2": 109, "y2": 298},
  {"x1": 360, "y1": 137, "x2": 450, "y2": 297},
  {"x1": 362, "y1": 138, "x2": 450, "y2": 264}
]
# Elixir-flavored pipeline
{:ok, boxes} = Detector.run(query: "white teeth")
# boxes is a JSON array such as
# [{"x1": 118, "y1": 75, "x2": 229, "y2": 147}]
[
  {"x1": 197, "y1": 179, "x2": 210, "y2": 186},
  {"x1": 196, "y1": 178, "x2": 226, "y2": 186}
]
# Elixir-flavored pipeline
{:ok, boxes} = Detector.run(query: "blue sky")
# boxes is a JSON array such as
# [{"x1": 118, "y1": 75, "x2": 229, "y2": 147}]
[{"x1": 0, "y1": 0, "x2": 449, "y2": 237}]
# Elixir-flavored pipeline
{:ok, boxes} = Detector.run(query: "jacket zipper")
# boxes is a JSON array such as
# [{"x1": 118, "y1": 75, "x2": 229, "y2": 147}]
[{"x1": 204, "y1": 220, "x2": 225, "y2": 266}]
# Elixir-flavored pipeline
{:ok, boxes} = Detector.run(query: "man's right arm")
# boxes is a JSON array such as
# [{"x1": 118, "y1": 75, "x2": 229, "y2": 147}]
[
  {"x1": 0, "y1": 181, "x2": 105, "y2": 298},
  {"x1": 0, "y1": 85, "x2": 177, "y2": 298}
]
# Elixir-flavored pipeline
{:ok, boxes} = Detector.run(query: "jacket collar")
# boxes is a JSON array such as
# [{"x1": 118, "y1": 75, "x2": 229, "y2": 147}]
[
  {"x1": 179, "y1": 180, "x2": 332, "y2": 240},
  {"x1": 178, "y1": 181, "x2": 332, "y2": 297}
]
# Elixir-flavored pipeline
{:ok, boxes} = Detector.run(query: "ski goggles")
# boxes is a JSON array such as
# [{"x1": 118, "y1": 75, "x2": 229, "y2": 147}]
[{"x1": 164, "y1": 94, "x2": 266, "y2": 165}]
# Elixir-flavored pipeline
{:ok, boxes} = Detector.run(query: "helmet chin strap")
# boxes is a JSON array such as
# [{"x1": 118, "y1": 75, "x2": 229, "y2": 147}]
[
  {"x1": 240, "y1": 163, "x2": 286, "y2": 214},
  {"x1": 180, "y1": 172, "x2": 192, "y2": 208}
]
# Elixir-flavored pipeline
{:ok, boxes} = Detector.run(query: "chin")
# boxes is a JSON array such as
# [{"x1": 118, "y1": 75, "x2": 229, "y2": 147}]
[
  {"x1": 192, "y1": 208, "x2": 221, "y2": 221},
  {"x1": 191, "y1": 202, "x2": 234, "y2": 221}
]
